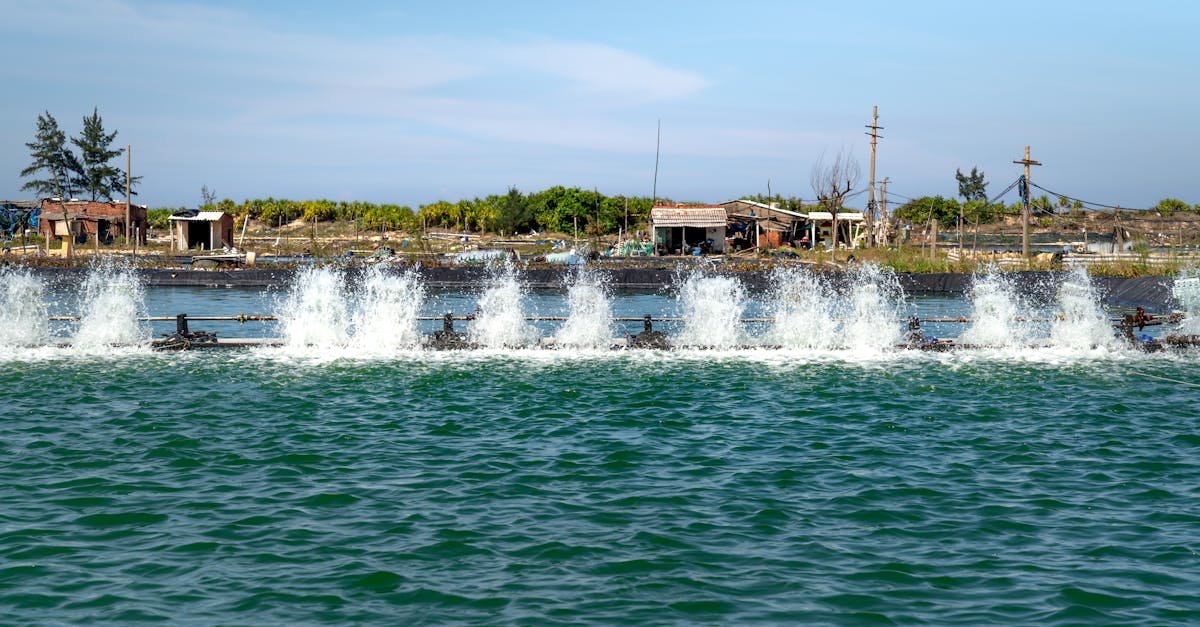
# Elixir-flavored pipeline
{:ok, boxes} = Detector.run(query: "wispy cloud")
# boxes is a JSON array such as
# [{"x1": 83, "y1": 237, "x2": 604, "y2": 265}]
[{"x1": 501, "y1": 42, "x2": 710, "y2": 101}]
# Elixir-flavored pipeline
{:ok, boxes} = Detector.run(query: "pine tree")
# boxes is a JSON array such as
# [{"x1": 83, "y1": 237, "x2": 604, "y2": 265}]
[
  {"x1": 71, "y1": 108, "x2": 125, "y2": 201},
  {"x1": 20, "y1": 111, "x2": 81, "y2": 199}
]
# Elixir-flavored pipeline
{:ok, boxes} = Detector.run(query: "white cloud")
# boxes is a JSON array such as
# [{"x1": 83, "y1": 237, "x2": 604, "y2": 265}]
[{"x1": 501, "y1": 42, "x2": 710, "y2": 101}]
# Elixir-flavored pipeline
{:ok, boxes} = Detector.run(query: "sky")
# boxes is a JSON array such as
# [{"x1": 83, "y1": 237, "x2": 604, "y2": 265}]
[{"x1": 1, "y1": 0, "x2": 1198, "y2": 209}]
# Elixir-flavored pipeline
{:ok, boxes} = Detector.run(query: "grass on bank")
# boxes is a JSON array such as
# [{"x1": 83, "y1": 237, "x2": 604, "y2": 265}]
[{"x1": 5, "y1": 226, "x2": 1197, "y2": 277}]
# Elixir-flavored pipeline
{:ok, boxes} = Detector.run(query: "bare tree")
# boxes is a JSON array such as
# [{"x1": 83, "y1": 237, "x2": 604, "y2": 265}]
[
  {"x1": 810, "y1": 150, "x2": 861, "y2": 250},
  {"x1": 200, "y1": 185, "x2": 217, "y2": 209}
]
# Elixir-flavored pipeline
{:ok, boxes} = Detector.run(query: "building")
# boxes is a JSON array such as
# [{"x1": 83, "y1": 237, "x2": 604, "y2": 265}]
[
  {"x1": 720, "y1": 199, "x2": 808, "y2": 249},
  {"x1": 802, "y1": 211, "x2": 865, "y2": 249},
  {"x1": 38, "y1": 199, "x2": 148, "y2": 244},
  {"x1": 169, "y1": 211, "x2": 235, "y2": 251},
  {"x1": 650, "y1": 204, "x2": 728, "y2": 255}
]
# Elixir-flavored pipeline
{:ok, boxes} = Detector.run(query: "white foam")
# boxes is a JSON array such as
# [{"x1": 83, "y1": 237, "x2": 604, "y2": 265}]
[
  {"x1": 73, "y1": 260, "x2": 146, "y2": 349},
  {"x1": 959, "y1": 269, "x2": 1032, "y2": 347},
  {"x1": 554, "y1": 271, "x2": 614, "y2": 349},
  {"x1": 277, "y1": 267, "x2": 352, "y2": 349},
  {"x1": 1050, "y1": 267, "x2": 1117, "y2": 350},
  {"x1": 767, "y1": 268, "x2": 840, "y2": 350},
  {"x1": 675, "y1": 273, "x2": 747, "y2": 348},
  {"x1": 0, "y1": 267, "x2": 50, "y2": 347},
  {"x1": 842, "y1": 264, "x2": 905, "y2": 352},
  {"x1": 469, "y1": 263, "x2": 537, "y2": 348},
  {"x1": 1172, "y1": 273, "x2": 1200, "y2": 335},
  {"x1": 352, "y1": 265, "x2": 425, "y2": 352}
]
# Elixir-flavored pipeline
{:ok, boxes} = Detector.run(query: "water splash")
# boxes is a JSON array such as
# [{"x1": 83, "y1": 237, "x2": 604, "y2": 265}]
[
  {"x1": 1171, "y1": 272, "x2": 1200, "y2": 335},
  {"x1": 277, "y1": 267, "x2": 351, "y2": 348},
  {"x1": 675, "y1": 273, "x2": 746, "y2": 348},
  {"x1": 960, "y1": 269, "x2": 1031, "y2": 347},
  {"x1": 352, "y1": 265, "x2": 425, "y2": 351},
  {"x1": 768, "y1": 268, "x2": 839, "y2": 350},
  {"x1": 1050, "y1": 268, "x2": 1115, "y2": 350},
  {"x1": 842, "y1": 264, "x2": 904, "y2": 352},
  {"x1": 73, "y1": 260, "x2": 146, "y2": 349},
  {"x1": 0, "y1": 267, "x2": 50, "y2": 346},
  {"x1": 469, "y1": 263, "x2": 537, "y2": 348},
  {"x1": 554, "y1": 271, "x2": 614, "y2": 349}
]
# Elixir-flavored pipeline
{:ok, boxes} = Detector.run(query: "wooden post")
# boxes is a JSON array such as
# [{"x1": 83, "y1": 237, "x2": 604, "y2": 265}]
[
  {"x1": 125, "y1": 144, "x2": 131, "y2": 246},
  {"x1": 864, "y1": 105, "x2": 881, "y2": 248},
  {"x1": 880, "y1": 177, "x2": 889, "y2": 245},
  {"x1": 1013, "y1": 145, "x2": 1041, "y2": 257},
  {"x1": 930, "y1": 219, "x2": 938, "y2": 261}
]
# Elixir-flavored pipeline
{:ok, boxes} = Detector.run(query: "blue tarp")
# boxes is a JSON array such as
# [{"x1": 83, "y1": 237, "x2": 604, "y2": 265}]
[{"x1": 0, "y1": 202, "x2": 39, "y2": 237}]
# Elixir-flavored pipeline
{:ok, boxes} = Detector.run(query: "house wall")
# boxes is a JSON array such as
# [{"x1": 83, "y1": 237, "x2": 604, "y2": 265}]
[{"x1": 38, "y1": 200, "x2": 148, "y2": 242}]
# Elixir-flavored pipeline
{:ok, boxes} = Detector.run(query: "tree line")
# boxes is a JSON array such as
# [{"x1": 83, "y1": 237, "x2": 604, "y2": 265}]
[
  {"x1": 150, "y1": 186, "x2": 665, "y2": 236},
  {"x1": 20, "y1": 110, "x2": 139, "y2": 201},
  {"x1": 894, "y1": 166, "x2": 1200, "y2": 227}
]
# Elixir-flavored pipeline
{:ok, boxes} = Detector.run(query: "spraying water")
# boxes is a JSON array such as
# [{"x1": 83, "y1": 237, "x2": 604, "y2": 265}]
[
  {"x1": 675, "y1": 274, "x2": 747, "y2": 348},
  {"x1": 960, "y1": 269, "x2": 1031, "y2": 347},
  {"x1": 73, "y1": 260, "x2": 146, "y2": 348},
  {"x1": 278, "y1": 267, "x2": 351, "y2": 348},
  {"x1": 0, "y1": 267, "x2": 50, "y2": 346},
  {"x1": 470, "y1": 263, "x2": 537, "y2": 348},
  {"x1": 768, "y1": 268, "x2": 839, "y2": 350},
  {"x1": 1172, "y1": 272, "x2": 1200, "y2": 335},
  {"x1": 841, "y1": 264, "x2": 904, "y2": 352},
  {"x1": 1050, "y1": 268, "x2": 1115, "y2": 350},
  {"x1": 554, "y1": 271, "x2": 614, "y2": 349},
  {"x1": 352, "y1": 265, "x2": 425, "y2": 351}
]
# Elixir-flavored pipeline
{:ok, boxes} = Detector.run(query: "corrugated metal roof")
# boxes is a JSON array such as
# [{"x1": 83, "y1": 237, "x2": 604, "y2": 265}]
[
  {"x1": 722, "y1": 199, "x2": 807, "y2": 219},
  {"x1": 170, "y1": 211, "x2": 228, "y2": 221},
  {"x1": 650, "y1": 207, "x2": 727, "y2": 228},
  {"x1": 804, "y1": 211, "x2": 864, "y2": 222}
]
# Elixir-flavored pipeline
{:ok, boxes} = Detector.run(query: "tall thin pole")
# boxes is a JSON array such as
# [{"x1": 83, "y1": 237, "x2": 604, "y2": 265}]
[
  {"x1": 1013, "y1": 145, "x2": 1041, "y2": 257},
  {"x1": 880, "y1": 177, "x2": 890, "y2": 245},
  {"x1": 865, "y1": 106, "x2": 882, "y2": 247},
  {"x1": 652, "y1": 119, "x2": 661, "y2": 203},
  {"x1": 125, "y1": 144, "x2": 131, "y2": 246}
]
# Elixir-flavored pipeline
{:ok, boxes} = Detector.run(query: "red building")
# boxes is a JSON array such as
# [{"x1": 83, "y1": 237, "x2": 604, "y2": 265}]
[{"x1": 39, "y1": 199, "x2": 148, "y2": 244}]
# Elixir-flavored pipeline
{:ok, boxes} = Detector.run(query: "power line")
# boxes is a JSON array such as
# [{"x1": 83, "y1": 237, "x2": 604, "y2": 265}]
[{"x1": 1026, "y1": 181, "x2": 1149, "y2": 212}]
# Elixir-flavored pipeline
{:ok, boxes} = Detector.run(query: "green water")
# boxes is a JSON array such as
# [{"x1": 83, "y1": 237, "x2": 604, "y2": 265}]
[{"x1": 1, "y1": 351, "x2": 1198, "y2": 624}]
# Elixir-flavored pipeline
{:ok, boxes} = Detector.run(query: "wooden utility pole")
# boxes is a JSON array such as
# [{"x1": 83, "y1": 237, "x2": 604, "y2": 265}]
[
  {"x1": 1013, "y1": 145, "x2": 1041, "y2": 257},
  {"x1": 652, "y1": 118, "x2": 661, "y2": 203},
  {"x1": 865, "y1": 106, "x2": 882, "y2": 247},
  {"x1": 880, "y1": 177, "x2": 890, "y2": 245},
  {"x1": 125, "y1": 144, "x2": 131, "y2": 246}
]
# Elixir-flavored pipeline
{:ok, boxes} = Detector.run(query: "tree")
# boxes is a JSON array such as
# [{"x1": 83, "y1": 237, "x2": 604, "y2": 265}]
[
  {"x1": 494, "y1": 187, "x2": 533, "y2": 235},
  {"x1": 1155, "y1": 198, "x2": 1190, "y2": 216},
  {"x1": 894, "y1": 196, "x2": 960, "y2": 228},
  {"x1": 200, "y1": 185, "x2": 217, "y2": 209},
  {"x1": 20, "y1": 111, "x2": 81, "y2": 199},
  {"x1": 71, "y1": 108, "x2": 128, "y2": 201},
  {"x1": 810, "y1": 150, "x2": 860, "y2": 249},
  {"x1": 955, "y1": 167, "x2": 988, "y2": 250},
  {"x1": 955, "y1": 167, "x2": 988, "y2": 202}
]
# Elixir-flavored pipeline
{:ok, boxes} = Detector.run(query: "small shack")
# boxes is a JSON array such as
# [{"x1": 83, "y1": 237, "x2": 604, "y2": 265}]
[
  {"x1": 170, "y1": 211, "x2": 235, "y2": 251},
  {"x1": 720, "y1": 199, "x2": 808, "y2": 249},
  {"x1": 803, "y1": 211, "x2": 865, "y2": 249},
  {"x1": 651, "y1": 204, "x2": 728, "y2": 255},
  {"x1": 38, "y1": 199, "x2": 148, "y2": 244}
]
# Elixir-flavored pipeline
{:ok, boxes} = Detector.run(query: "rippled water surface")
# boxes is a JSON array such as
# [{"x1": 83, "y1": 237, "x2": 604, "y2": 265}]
[{"x1": 3, "y1": 347, "x2": 1199, "y2": 624}]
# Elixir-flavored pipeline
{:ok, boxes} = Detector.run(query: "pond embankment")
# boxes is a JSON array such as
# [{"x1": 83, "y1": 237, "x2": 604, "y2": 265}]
[{"x1": 20, "y1": 266, "x2": 1177, "y2": 308}]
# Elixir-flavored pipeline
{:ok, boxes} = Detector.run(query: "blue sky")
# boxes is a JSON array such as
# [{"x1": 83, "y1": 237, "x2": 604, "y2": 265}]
[{"x1": 1, "y1": 0, "x2": 1197, "y2": 209}]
